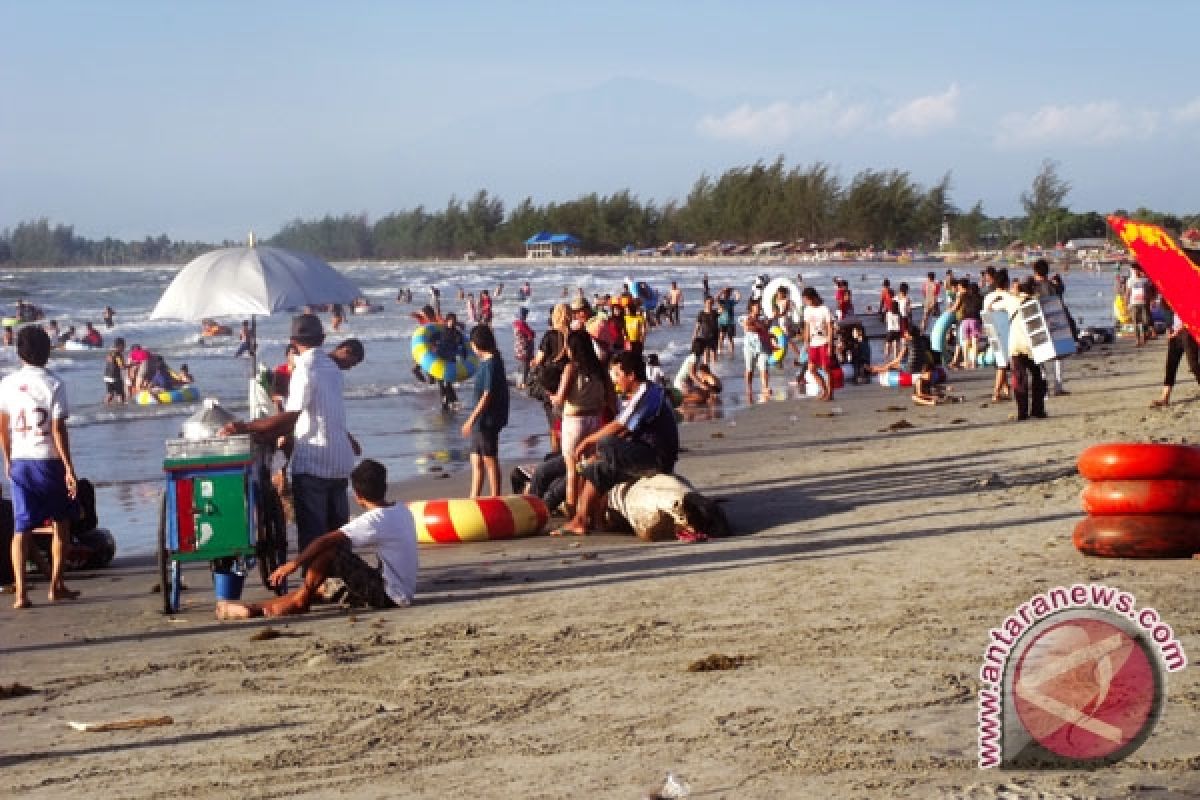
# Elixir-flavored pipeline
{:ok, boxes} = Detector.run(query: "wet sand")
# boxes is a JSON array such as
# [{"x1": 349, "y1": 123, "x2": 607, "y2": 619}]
[{"x1": 3, "y1": 336, "x2": 1199, "y2": 798}]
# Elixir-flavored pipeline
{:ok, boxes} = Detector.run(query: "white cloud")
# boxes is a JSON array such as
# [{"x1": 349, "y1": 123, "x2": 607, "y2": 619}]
[
  {"x1": 1172, "y1": 97, "x2": 1200, "y2": 122},
  {"x1": 886, "y1": 84, "x2": 960, "y2": 135},
  {"x1": 994, "y1": 102, "x2": 1159, "y2": 147},
  {"x1": 697, "y1": 93, "x2": 869, "y2": 144}
]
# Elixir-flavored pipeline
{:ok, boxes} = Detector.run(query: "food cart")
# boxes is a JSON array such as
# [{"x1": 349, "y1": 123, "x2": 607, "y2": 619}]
[{"x1": 156, "y1": 402, "x2": 287, "y2": 614}]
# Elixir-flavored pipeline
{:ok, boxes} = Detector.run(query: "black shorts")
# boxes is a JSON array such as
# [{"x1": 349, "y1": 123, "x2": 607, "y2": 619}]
[
  {"x1": 720, "y1": 323, "x2": 737, "y2": 337},
  {"x1": 885, "y1": 331, "x2": 901, "y2": 344},
  {"x1": 330, "y1": 545, "x2": 399, "y2": 609},
  {"x1": 470, "y1": 427, "x2": 500, "y2": 458},
  {"x1": 581, "y1": 435, "x2": 662, "y2": 495}
]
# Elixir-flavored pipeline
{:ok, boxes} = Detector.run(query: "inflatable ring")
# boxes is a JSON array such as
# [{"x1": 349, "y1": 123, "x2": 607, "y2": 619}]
[
  {"x1": 134, "y1": 386, "x2": 199, "y2": 405},
  {"x1": 762, "y1": 277, "x2": 803, "y2": 325},
  {"x1": 1082, "y1": 479, "x2": 1200, "y2": 515},
  {"x1": 411, "y1": 323, "x2": 479, "y2": 383},
  {"x1": 1073, "y1": 514, "x2": 1200, "y2": 558},
  {"x1": 1077, "y1": 443, "x2": 1200, "y2": 482},
  {"x1": 408, "y1": 495, "x2": 549, "y2": 543},
  {"x1": 930, "y1": 310, "x2": 956, "y2": 354},
  {"x1": 877, "y1": 366, "x2": 947, "y2": 388},
  {"x1": 768, "y1": 325, "x2": 788, "y2": 366}
]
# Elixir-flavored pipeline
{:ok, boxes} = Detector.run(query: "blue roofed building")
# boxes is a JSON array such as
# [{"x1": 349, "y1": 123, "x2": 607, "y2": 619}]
[{"x1": 525, "y1": 231, "x2": 581, "y2": 259}]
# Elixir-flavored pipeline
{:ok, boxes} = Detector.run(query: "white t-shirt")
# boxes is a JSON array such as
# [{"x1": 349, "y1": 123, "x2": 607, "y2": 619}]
[
  {"x1": 341, "y1": 504, "x2": 419, "y2": 605},
  {"x1": 803, "y1": 304, "x2": 833, "y2": 347},
  {"x1": 0, "y1": 365, "x2": 69, "y2": 460},
  {"x1": 1128, "y1": 277, "x2": 1149, "y2": 306},
  {"x1": 286, "y1": 347, "x2": 354, "y2": 480},
  {"x1": 897, "y1": 294, "x2": 912, "y2": 318},
  {"x1": 885, "y1": 310, "x2": 901, "y2": 333}
]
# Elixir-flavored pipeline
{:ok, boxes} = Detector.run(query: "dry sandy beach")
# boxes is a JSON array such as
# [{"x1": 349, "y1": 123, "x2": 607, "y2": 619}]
[{"x1": 3, "y1": 336, "x2": 1200, "y2": 798}]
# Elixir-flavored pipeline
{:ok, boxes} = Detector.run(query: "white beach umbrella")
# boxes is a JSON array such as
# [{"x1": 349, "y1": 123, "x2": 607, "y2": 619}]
[{"x1": 150, "y1": 243, "x2": 360, "y2": 321}]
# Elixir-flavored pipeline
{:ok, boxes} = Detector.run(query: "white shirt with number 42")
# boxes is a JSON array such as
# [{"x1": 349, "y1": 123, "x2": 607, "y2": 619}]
[{"x1": 0, "y1": 365, "x2": 69, "y2": 460}]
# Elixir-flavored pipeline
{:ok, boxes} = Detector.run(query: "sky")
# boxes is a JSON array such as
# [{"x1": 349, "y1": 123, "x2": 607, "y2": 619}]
[{"x1": 3, "y1": 0, "x2": 1199, "y2": 241}]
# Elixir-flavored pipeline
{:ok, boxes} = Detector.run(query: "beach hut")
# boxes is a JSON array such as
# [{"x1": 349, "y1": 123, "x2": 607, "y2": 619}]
[{"x1": 525, "y1": 232, "x2": 581, "y2": 259}]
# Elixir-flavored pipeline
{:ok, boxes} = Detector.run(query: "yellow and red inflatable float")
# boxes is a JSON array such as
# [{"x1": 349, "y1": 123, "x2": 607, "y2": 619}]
[{"x1": 408, "y1": 495, "x2": 549, "y2": 543}]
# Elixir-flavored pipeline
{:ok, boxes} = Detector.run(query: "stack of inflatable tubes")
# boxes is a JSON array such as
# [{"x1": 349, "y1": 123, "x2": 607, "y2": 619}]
[
  {"x1": 134, "y1": 386, "x2": 199, "y2": 405},
  {"x1": 877, "y1": 366, "x2": 948, "y2": 388},
  {"x1": 411, "y1": 323, "x2": 480, "y2": 383},
  {"x1": 1074, "y1": 443, "x2": 1200, "y2": 558},
  {"x1": 408, "y1": 495, "x2": 549, "y2": 543}
]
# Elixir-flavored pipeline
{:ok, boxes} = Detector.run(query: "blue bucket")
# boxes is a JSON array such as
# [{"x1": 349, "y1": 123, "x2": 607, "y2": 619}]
[{"x1": 213, "y1": 569, "x2": 246, "y2": 601}]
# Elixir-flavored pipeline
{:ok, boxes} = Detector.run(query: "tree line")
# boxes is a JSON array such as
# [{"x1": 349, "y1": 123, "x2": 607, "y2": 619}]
[{"x1": 3, "y1": 159, "x2": 1198, "y2": 266}]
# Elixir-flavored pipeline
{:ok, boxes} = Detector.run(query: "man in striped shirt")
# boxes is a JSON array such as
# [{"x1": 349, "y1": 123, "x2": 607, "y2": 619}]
[{"x1": 223, "y1": 313, "x2": 360, "y2": 552}]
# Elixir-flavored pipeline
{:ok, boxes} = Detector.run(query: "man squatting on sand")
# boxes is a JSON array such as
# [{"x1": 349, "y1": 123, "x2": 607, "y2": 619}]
[{"x1": 216, "y1": 459, "x2": 418, "y2": 619}]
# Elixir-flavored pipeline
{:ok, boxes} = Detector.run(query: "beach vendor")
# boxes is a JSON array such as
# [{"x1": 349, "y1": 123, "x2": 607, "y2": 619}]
[
  {"x1": 216, "y1": 459, "x2": 417, "y2": 619},
  {"x1": 221, "y1": 313, "x2": 359, "y2": 553},
  {"x1": 554, "y1": 351, "x2": 679, "y2": 536}
]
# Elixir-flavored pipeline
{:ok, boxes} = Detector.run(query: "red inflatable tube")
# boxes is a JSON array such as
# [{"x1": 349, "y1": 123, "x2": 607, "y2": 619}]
[
  {"x1": 1073, "y1": 514, "x2": 1200, "y2": 558},
  {"x1": 1081, "y1": 479, "x2": 1200, "y2": 515},
  {"x1": 1076, "y1": 443, "x2": 1200, "y2": 482}
]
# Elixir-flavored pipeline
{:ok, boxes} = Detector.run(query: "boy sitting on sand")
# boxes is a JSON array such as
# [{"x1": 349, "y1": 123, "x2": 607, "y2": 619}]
[{"x1": 216, "y1": 459, "x2": 417, "y2": 620}]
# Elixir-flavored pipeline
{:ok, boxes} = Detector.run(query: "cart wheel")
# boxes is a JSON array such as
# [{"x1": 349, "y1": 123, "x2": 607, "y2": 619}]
[
  {"x1": 257, "y1": 482, "x2": 288, "y2": 595},
  {"x1": 157, "y1": 492, "x2": 181, "y2": 614}
]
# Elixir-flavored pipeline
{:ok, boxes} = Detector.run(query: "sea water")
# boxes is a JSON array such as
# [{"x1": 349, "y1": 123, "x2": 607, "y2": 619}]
[{"x1": 0, "y1": 261, "x2": 1116, "y2": 555}]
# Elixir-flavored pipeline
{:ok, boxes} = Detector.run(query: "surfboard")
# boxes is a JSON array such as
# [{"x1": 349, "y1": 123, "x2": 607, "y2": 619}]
[{"x1": 1108, "y1": 215, "x2": 1200, "y2": 334}]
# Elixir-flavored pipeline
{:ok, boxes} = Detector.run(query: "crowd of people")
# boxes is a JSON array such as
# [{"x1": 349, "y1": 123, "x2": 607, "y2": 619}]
[{"x1": 10, "y1": 260, "x2": 1174, "y2": 620}]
